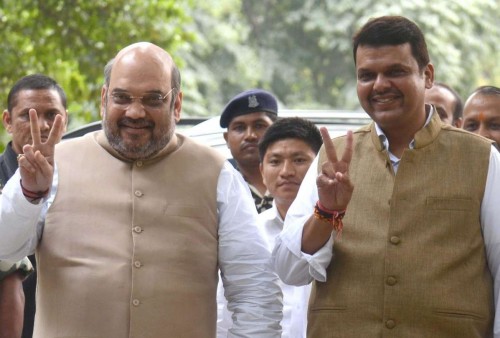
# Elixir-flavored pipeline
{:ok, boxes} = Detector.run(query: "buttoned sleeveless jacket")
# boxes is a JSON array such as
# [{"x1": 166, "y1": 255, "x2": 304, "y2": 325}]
[
  {"x1": 309, "y1": 112, "x2": 494, "y2": 338},
  {"x1": 35, "y1": 131, "x2": 225, "y2": 338}
]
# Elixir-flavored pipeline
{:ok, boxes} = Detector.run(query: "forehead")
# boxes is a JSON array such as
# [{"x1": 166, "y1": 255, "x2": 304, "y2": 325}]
[
  {"x1": 264, "y1": 138, "x2": 314, "y2": 157},
  {"x1": 228, "y1": 111, "x2": 274, "y2": 126},
  {"x1": 425, "y1": 86, "x2": 455, "y2": 104},
  {"x1": 464, "y1": 94, "x2": 500, "y2": 117},
  {"x1": 11, "y1": 89, "x2": 64, "y2": 111},
  {"x1": 109, "y1": 51, "x2": 171, "y2": 91},
  {"x1": 355, "y1": 43, "x2": 417, "y2": 70}
]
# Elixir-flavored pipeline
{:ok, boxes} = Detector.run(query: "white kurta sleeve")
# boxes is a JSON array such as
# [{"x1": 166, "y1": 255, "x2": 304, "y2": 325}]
[
  {"x1": 217, "y1": 161, "x2": 283, "y2": 338},
  {"x1": 272, "y1": 156, "x2": 335, "y2": 286},
  {"x1": 481, "y1": 146, "x2": 500, "y2": 337},
  {"x1": 0, "y1": 169, "x2": 48, "y2": 263}
]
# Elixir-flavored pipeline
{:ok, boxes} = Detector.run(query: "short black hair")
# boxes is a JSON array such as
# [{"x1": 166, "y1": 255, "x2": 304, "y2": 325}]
[
  {"x1": 7, "y1": 74, "x2": 67, "y2": 112},
  {"x1": 352, "y1": 16, "x2": 430, "y2": 71},
  {"x1": 258, "y1": 117, "x2": 323, "y2": 161},
  {"x1": 434, "y1": 82, "x2": 463, "y2": 121}
]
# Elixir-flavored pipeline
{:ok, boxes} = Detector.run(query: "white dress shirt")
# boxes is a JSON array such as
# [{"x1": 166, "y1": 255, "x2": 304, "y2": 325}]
[
  {"x1": 273, "y1": 128, "x2": 500, "y2": 337},
  {"x1": 0, "y1": 161, "x2": 283, "y2": 338},
  {"x1": 218, "y1": 203, "x2": 310, "y2": 338}
]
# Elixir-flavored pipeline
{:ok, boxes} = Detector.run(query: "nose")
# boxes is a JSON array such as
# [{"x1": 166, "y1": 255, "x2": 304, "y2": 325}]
[
  {"x1": 38, "y1": 116, "x2": 51, "y2": 131},
  {"x1": 280, "y1": 160, "x2": 295, "y2": 177},
  {"x1": 244, "y1": 127, "x2": 258, "y2": 141},
  {"x1": 478, "y1": 123, "x2": 491, "y2": 139},
  {"x1": 373, "y1": 74, "x2": 390, "y2": 92},
  {"x1": 125, "y1": 100, "x2": 147, "y2": 119}
]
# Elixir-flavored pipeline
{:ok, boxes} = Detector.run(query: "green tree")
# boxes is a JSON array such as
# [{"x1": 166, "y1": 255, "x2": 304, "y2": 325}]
[
  {"x1": 190, "y1": 0, "x2": 499, "y2": 110},
  {"x1": 0, "y1": 0, "x2": 194, "y2": 148}
]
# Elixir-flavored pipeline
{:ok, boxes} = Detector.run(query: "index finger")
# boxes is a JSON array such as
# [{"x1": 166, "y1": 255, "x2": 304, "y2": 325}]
[
  {"x1": 341, "y1": 130, "x2": 353, "y2": 164},
  {"x1": 29, "y1": 109, "x2": 41, "y2": 147},
  {"x1": 46, "y1": 114, "x2": 65, "y2": 146},
  {"x1": 320, "y1": 127, "x2": 338, "y2": 164}
]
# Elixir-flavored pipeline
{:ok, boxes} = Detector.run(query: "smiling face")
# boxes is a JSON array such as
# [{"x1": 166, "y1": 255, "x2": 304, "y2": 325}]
[
  {"x1": 260, "y1": 138, "x2": 316, "y2": 212},
  {"x1": 101, "y1": 44, "x2": 182, "y2": 160},
  {"x1": 356, "y1": 43, "x2": 433, "y2": 135},
  {"x1": 463, "y1": 93, "x2": 500, "y2": 146},
  {"x1": 2, "y1": 89, "x2": 67, "y2": 154},
  {"x1": 223, "y1": 112, "x2": 274, "y2": 168}
]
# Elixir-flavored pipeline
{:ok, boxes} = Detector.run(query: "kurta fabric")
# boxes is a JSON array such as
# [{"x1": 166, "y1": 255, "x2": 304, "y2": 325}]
[
  {"x1": 0, "y1": 142, "x2": 34, "y2": 280},
  {"x1": 38, "y1": 131, "x2": 223, "y2": 337},
  {"x1": 217, "y1": 204, "x2": 310, "y2": 338},
  {"x1": 273, "y1": 111, "x2": 500, "y2": 338},
  {"x1": 0, "y1": 130, "x2": 283, "y2": 338},
  {"x1": 0, "y1": 141, "x2": 36, "y2": 338}
]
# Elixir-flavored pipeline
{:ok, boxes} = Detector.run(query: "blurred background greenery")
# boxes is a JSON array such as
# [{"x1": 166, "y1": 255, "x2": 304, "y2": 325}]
[{"x1": 1, "y1": 0, "x2": 499, "y2": 149}]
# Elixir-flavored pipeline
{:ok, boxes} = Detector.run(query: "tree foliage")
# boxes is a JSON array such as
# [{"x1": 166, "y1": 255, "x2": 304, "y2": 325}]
[
  {"x1": 0, "y1": 0, "x2": 193, "y2": 146},
  {"x1": 232, "y1": 0, "x2": 500, "y2": 109}
]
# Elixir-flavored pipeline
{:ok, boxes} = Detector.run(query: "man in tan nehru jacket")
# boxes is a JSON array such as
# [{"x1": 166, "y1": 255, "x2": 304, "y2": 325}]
[{"x1": 0, "y1": 42, "x2": 282, "y2": 338}]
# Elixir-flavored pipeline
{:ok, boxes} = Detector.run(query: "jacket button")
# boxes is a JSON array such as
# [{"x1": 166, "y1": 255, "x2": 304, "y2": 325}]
[
  {"x1": 132, "y1": 299, "x2": 140, "y2": 306},
  {"x1": 386, "y1": 276, "x2": 397, "y2": 286},
  {"x1": 390, "y1": 236, "x2": 400, "y2": 245},
  {"x1": 134, "y1": 190, "x2": 143, "y2": 197},
  {"x1": 385, "y1": 319, "x2": 396, "y2": 329},
  {"x1": 134, "y1": 261, "x2": 142, "y2": 268},
  {"x1": 133, "y1": 226, "x2": 143, "y2": 233}
]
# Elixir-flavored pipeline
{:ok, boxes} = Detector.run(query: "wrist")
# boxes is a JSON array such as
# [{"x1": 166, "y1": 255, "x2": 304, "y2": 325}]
[
  {"x1": 313, "y1": 201, "x2": 346, "y2": 235},
  {"x1": 20, "y1": 180, "x2": 49, "y2": 201}
]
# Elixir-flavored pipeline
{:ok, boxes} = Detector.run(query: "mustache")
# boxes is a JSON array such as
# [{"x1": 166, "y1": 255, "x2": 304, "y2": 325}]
[
  {"x1": 241, "y1": 141, "x2": 258, "y2": 150},
  {"x1": 117, "y1": 117, "x2": 155, "y2": 128}
]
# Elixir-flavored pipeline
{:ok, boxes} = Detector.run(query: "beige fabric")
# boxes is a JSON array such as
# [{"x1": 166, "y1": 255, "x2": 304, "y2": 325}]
[
  {"x1": 35, "y1": 131, "x2": 225, "y2": 338},
  {"x1": 310, "y1": 113, "x2": 494, "y2": 337}
]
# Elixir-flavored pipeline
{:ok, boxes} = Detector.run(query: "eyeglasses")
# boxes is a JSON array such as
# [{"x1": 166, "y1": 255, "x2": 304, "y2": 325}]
[{"x1": 110, "y1": 88, "x2": 174, "y2": 109}]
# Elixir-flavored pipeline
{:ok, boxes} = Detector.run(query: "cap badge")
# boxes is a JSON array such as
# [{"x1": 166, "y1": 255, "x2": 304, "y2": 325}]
[{"x1": 248, "y1": 95, "x2": 259, "y2": 108}]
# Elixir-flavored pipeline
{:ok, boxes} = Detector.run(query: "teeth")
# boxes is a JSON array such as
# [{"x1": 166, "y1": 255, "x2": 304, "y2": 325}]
[{"x1": 374, "y1": 97, "x2": 395, "y2": 103}]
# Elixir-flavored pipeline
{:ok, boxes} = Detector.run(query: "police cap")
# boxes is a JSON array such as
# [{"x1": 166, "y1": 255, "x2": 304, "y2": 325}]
[{"x1": 220, "y1": 89, "x2": 278, "y2": 128}]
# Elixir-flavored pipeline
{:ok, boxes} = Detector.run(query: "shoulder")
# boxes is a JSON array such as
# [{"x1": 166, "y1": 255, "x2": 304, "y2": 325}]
[
  {"x1": 178, "y1": 133, "x2": 226, "y2": 163},
  {"x1": 440, "y1": 126, "x2": 493, "y2": 149}
]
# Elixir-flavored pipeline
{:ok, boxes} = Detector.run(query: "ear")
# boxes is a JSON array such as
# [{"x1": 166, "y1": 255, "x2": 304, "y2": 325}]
[
  {"x1": 2, "y1": 110, "x2": 13, "y2": 134},
  {"x1": 259, "y1": 162, "x2": 267, "y2": 187},
  {"x1": 223, "y1": 131, "x2": 228, "y2": 144},
  {"x1": 62, "y1": 110, "x2": 69, "y2": 133},
  {"x1": 173, "y1": 90, "x2": 183, "y2": 123},
  {"x1": 100, "y1": 86, "x2": 107, "y2": 118},
  {"x1": 454, "y1": 117, "x2": 463, "y2": 129},
  {"x1": 424, "y1": 63, "x2": 434, "y2": 89}
]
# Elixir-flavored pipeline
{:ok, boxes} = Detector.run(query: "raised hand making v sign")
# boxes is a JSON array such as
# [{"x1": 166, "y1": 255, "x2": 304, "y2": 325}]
[
  {"x1": 301, "y1": 128, "x2": 353, "y2": 254},
  {"x1": 273, "y1": 16, "x2": 500, "y2": 338},
  {"x1": 17, "y1": 109, "x2": 65, "y2": 202}
]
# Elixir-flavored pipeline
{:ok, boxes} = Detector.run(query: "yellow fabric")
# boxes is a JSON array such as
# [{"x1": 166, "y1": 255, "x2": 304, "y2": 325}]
[{"x1": 310, "y1": 113, "x2": 494, "y2": 337}]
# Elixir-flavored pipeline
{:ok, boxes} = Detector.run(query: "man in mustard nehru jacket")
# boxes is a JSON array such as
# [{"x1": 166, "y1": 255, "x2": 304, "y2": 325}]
[{"x1": 273, "y1": 16, "x2": 500, "y2": 337}]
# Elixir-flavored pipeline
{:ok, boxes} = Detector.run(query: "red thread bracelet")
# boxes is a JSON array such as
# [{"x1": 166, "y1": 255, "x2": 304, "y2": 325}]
[
  {"x1": 313, "y1": 201, "x2": 346, "y2": 235},
  {"x1": 20, "y1": 180, "x2": 49, "y2": 200}
]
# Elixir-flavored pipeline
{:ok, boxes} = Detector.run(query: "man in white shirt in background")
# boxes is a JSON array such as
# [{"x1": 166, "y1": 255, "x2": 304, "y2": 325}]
[{"x1": 218, "y1": 117, "x2": 322, "y2": 337}]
